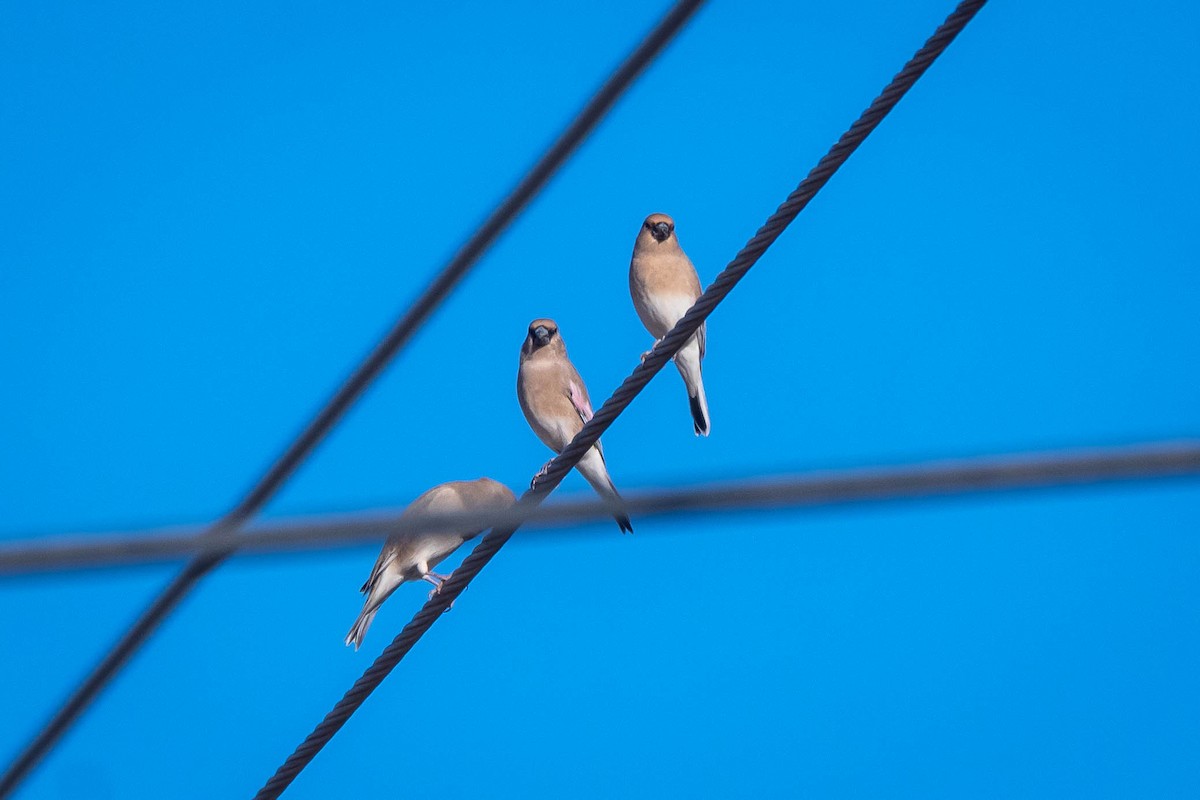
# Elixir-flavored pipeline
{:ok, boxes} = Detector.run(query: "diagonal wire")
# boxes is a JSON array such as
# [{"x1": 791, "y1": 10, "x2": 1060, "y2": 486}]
[
  {"x1": 0, "y1": 439, "x2": 1196, "y2": 576},
  {"x1": 256, "y1": 2, "x2": 989, "y2": 795},
  {"x1": 0, "y1": 2, "x2": 706, "y2": 795}
]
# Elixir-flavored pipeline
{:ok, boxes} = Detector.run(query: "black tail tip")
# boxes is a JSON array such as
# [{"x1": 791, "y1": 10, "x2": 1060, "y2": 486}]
[
  {"x1": 616, "y1": 514, "x2": 634, "y2": 534},
  {"x1": 689, "y1": 394, "x2": 709, "y2": 436}
]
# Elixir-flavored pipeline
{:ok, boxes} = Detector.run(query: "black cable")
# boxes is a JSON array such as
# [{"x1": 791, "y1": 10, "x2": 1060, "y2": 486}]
[
  {"x1": 0, "y1": 3, "x2": 706, "y2": 795},
  {"x1": 2, "y1": 440, "x2": 1197, "y2": 576},
  {"x1": 255, "y1": 2, "x2": 989, "y2": 795}
]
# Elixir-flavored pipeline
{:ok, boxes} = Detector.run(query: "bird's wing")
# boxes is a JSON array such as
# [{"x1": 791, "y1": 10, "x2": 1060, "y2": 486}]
[
  {"x1": 684, "y1": 255, "x2": 706, "y2": 361},
  {"x1": 566, "y1": 367, "x2": 605, "y2": 462},
  {"x1": 359, "y1": 547, "x2": 398, "y2": 594},
  {"x1": 568, "y1": 379, "x2": 593, "y2": 424},
  {"x1": 360, "y1": 484, "x2": 456, "y2": 592}
]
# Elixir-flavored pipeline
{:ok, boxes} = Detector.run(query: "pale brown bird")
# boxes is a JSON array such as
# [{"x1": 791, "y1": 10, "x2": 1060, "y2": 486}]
[
  {"x1": 517, "y1": 318, "x2": 633, "y2": 533},
  {"x1": 345, "y1": 477, "x2": 515, "y2": 650},
  {"x1": 629, "y1": 213, "x2": 710, "y2": 436}
]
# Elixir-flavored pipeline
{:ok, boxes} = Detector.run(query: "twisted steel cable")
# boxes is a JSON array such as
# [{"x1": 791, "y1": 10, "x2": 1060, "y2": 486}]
[
  {"x1": 0, "y1": 3, "x2": 706, "y2": 796},
  {"x1": 256, "y1": 1, "x2": 989, "y2": 795}
]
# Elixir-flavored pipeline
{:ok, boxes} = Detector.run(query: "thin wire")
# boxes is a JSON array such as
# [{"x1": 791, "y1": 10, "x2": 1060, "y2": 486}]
[
  {"x1": 256, "y1": 2, "x2": 989, "y2": 795},
  {"x1": 0, "y1": 3, "x2": 706, "y2": 796},
  {"x1": 2, "y1": 440, "x2": 1197, "y2": 576}
]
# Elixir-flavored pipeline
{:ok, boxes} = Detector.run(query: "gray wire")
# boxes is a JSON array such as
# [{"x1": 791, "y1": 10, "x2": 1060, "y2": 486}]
[{"x1": 2, "y1": 440, "x2": 1197, "y2": 577}]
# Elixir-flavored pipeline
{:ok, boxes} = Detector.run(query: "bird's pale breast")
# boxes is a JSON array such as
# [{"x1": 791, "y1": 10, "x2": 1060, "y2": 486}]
[
  {"x1": 631, "y1": 252, "x2": 702, "y2": 337},
  {"x1": 518, "y1": 358, "x2": 581, "y2": 452}
]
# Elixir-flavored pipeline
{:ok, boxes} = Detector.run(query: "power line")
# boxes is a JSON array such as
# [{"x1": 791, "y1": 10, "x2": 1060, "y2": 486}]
[
  {"x1": 0, "y1": 3, "x2": 706, "y2": 796},
  {"x1": 2, "y1": 440, "x2": 1197, "y2": 576},
  {"x1": 255, "y1": 2, "x2": 989, "y2": 795}
]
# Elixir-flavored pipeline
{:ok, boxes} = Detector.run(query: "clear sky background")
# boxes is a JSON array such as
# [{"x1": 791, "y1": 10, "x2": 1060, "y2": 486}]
[{"x1": 2, "y1": 1, "x2": 1199, "y2": 797}]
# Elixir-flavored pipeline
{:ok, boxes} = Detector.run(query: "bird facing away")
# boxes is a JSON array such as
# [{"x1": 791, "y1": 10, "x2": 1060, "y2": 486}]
[
  {"x1": 345, "y1": 477, "x2": 516, "y2": 650},
  {"x1": 517, "y1": 318, "x2": 634, "y2": 534},
  {"x1": 629, "y1": 213, "x2": 710, "y2": 436}
]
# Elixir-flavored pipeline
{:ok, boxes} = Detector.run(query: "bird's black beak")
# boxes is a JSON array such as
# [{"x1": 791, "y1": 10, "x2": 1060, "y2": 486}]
[
  {"x1": 652, "y1": 222, "x2": 671, "y2": 241},
  {"x1": 533, "y1": 325, "x2": 550, "y2": 345}
]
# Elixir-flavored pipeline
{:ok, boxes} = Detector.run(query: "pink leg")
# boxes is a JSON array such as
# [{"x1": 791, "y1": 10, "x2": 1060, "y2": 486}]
[{"x1": 423, "y1": 572, "x2": 455, "y2": 609}]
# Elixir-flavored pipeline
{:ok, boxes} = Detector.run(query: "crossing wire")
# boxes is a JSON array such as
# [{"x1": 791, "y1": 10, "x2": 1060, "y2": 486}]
[
  {"x1": 0, "y1": 3, "x2": 707, "y2": 796},
  {"x1": 1, "y1": 439, "x2": 1197, "y2": 576},
  {"x1": 255, "y1": 1, "x2": 990, "y2": 795}
]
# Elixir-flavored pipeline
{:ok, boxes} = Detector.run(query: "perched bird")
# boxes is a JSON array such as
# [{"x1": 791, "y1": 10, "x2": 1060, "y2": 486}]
[
  {"x1": 345, "y1": 477, "x2": 515, "y2": 650},
  {"x1": 517, "y1": 318, "x2": 633, "y2": 534},
  {"x1": 629, "y1": 213, "x2": 710, "y2": 436}
]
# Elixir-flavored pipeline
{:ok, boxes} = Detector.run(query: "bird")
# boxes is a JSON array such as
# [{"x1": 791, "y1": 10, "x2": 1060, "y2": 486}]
[
  {"x1": 345, "y1": 477, "x2": 515, "y2": 650},
  {"x1": 629, "y1": 212, "x2": 710, "y2": 436},
  {"x1": 517, "y1": 318, "x2": 633, "y2": 534}
]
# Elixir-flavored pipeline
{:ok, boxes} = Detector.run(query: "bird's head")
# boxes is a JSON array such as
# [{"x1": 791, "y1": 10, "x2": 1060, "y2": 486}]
[
  {"x1": 642, "y1": 212, "x2": 676, "y2": 244},
  {"x1": 464, "y1": 478, "x2": 518, "y2": 535},
  {"x1": 522, "y1": 317, "x2": 562, "y2": 357},
  {"x1": 473, "y1": 477, "x2": 517, "y2": 509}
]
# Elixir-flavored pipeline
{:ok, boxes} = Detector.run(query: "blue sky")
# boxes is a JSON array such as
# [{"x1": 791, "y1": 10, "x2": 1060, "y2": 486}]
[{"x1": 2, "y1": 1, "x2": 1198, "y2": 797}]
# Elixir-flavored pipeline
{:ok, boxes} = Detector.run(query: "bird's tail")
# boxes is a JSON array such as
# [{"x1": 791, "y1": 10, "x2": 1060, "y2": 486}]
[
  {"x1": 577, "y1": 447, "x2": 634, "y2": 534},
  {"x1": 344, "y1": 605, "x2": 380, "y2": 651},
  {"x1": 609, "y1": 489, "x2": 634, "y2": 535},
  {"x1": 675, "y1": 343, "x2": 710, "y2": 437}
]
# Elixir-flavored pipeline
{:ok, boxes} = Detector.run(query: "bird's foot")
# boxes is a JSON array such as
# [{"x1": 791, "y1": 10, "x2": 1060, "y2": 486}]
[
  {"x1": 640, "y1": 338, "x2": 666, "y2": 363},
  {"x1": 423, "y1": 572, "x2": 456, "y2": 609},
  {"x1": 427, "y1": 588, "x2": 457, "y2": 608},
  {"x1": 530, "y1": 459, "x2": 553, "y2": 489}
]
